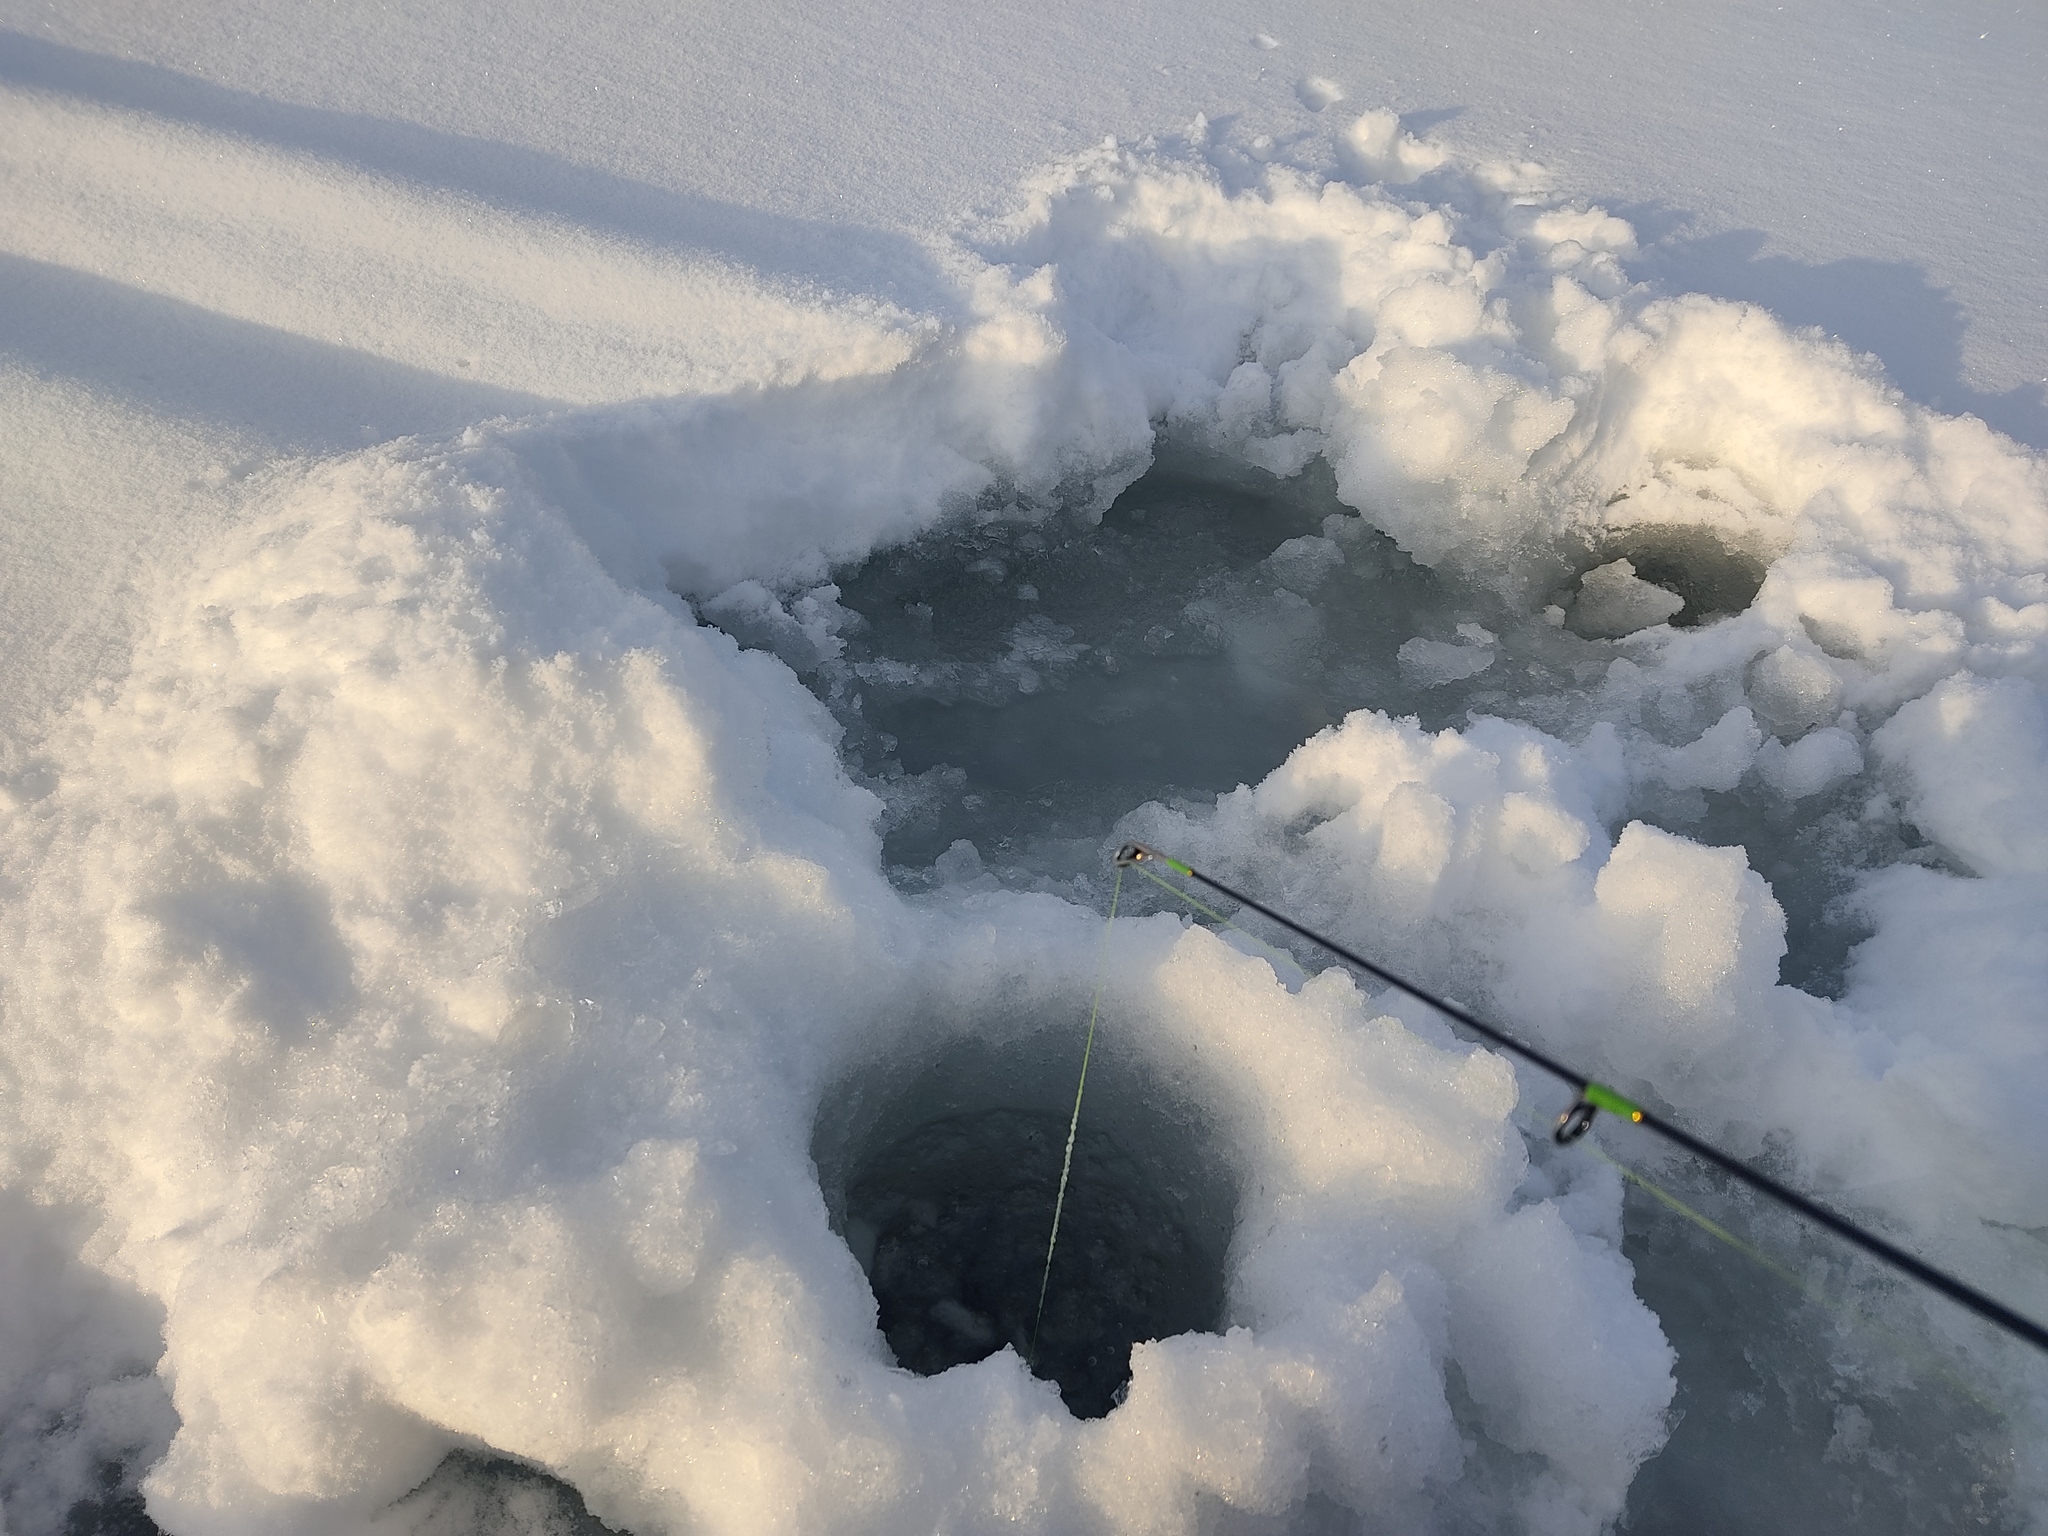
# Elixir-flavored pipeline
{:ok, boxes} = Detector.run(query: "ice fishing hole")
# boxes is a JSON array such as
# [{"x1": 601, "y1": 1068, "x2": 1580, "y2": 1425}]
[
  {"x1": 813, "y1": 1032, "x2": 1238, "y2": 1419},
  {"x1": 811, "y1": 459, "x2": 1472, "y2": 870},
  {"x1": 1597, "y1": 527, "x2": 1770, "y2": 629}
]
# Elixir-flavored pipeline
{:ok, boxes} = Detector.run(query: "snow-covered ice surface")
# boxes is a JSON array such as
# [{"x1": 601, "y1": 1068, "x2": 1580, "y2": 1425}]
[{"x1": 3, "y1": 4, "x2": 2047, "y2": 1534}]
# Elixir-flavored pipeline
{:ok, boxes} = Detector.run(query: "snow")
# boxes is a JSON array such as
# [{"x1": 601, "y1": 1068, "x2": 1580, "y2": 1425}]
[
  {"x1": 1874, "y1": 672, "x2": 2048, "y2": 878},
  {"x1": 2, "y1": 2, "x2": 2046, "y2": 1533}
]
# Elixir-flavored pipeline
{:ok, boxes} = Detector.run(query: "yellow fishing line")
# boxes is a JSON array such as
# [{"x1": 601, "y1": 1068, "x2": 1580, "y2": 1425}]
[
  {"x1": 1131, "y1": 862, "x2": 1302, "y2": 978},
  {"x1": 1031, "y1": 862, "x2": 1124, "y2": 1367},
  {"x1": 1585, "y1": 1138, "x2": 1997, "y2": 1411}
]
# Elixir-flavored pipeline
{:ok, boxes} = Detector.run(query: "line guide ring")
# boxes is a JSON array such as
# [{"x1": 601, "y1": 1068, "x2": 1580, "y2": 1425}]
[{"x1": 1119, "y1": 841, "x2": 1648, "y2": 1146}]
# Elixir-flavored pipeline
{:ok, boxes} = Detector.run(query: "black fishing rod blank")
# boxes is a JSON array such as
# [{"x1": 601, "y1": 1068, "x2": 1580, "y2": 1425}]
[{"x1": 1114, "y1": 841, "x2": 2048, "y2": 1357}]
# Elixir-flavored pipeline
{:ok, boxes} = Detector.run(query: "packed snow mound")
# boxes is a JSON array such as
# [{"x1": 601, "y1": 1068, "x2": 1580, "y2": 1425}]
[
  {"x1": 0, "y1": 440, "x2": 1673, "y2": 1535},
  {"x1": 3, "y1": 112, "x2": 2046, "y2": 1533}
]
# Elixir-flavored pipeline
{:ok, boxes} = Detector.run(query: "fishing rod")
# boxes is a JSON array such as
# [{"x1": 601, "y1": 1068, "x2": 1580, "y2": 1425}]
[{"x1": 1114, "y1": 841, "x2": 2048, "y2": 1357}]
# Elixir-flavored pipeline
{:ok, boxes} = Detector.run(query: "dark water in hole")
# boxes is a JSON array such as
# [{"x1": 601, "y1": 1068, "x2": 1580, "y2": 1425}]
[
  {"x1": 1688, "y1": 779, "x2": 1937, "y2": 999},
  {"x1": 845, "y1": 1108, "x2": 1228, "y2": 1419},
  {"x1": 826, "y1": 463, "x2": 1465, "y2": 870},
  {"x1": 1602, "y1": 530, "x2": 1769, "y2": 631},
  {"x1": 815, "y1": 463, "x2": 1879, "y2": 992},
  {"x1": 65, "y1": 1487, "x2": 159, "y2": 1536}
]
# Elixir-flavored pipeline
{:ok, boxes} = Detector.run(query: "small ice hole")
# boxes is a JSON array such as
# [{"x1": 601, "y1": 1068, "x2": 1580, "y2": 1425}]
[
  {"x1": 1601, "y1": 530, "x2": 1769, "y2": 628},
  {"x1": 815, "y1": 1035, "x2": 1237, "y2": 1418}
]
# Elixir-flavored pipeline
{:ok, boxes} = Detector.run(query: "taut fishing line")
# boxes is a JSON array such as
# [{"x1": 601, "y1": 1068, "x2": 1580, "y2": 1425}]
[
  {"x1": 1113, "y1": 841, "x2": 2048, "y2": 1358},
  {"x1": 1577, "y1": 1137, "x2": 2000, "y2": 1412},
  {"x1": 1031, "y1": 862, "x2": 1124, "y2": 1367}
]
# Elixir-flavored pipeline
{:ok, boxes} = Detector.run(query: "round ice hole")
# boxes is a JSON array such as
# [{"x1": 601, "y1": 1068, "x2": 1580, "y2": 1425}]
[
  {"x1": 1600, "y1": 529, "x2": 1769, "y2": 628},
  {"x1": 816, "y1": 1034, "x2": 1238, "y2": 1419}
]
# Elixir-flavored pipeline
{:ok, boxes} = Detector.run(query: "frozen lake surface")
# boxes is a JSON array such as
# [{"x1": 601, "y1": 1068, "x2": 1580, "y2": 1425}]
[{"x1": 3, "y1": 5, "x2": 2047, "y2": 1534}]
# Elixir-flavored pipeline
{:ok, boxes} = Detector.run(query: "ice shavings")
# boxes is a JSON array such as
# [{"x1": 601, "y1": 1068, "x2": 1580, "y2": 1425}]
[
  {"x1": 1118, "y1": 696, "x2": 2048, "y2": 1502},
  {"x1": 1566, "y1": 557, "x2": 1685, "y2": 638},
  {"x1": 0, "y1": 1193, "x2": 177, "y2": 1536},
  {"x1": 1397, "y1": 633, "x2": 1496, "y2": 688},
  {"x1": 0, "y1": 433, "x2": 1674, "y2": 1535},
  {"x1": 1873, "y1": 672, "x2": 2048, "y2": 878},
  {"x1": 1754, "y1": 725, "x2": 1863, "y2": 801},
  {"x1": 1, "y1": 447, "x2": 903, "y2": 1529}
]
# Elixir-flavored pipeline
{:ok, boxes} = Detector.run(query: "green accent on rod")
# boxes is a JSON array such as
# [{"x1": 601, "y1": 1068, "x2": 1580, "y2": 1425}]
[
  {"x1": 1159, "y1": 854, "x2": 1193, "y2": 876},
  {"x1": 1582, "y1": 1081, "x2": 1644, "y2": 1122},
  {"x1": 1131, "y1": 865, "x2": 1301, "y2": 977}
]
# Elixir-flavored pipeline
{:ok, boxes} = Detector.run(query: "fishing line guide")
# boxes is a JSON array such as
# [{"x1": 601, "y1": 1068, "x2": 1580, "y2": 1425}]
[
  {"x1": 1113, "y1": 842, "x2": 1642, "y2": 1143},
  {"x1": 1111, "y1": 840, "x2": 2048, "y2": 1357}
]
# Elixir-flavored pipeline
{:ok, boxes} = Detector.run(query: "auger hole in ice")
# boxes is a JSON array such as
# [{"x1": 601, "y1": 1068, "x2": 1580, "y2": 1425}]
[{"x1": 813, "y1": 1032, "x2": 1239, "y2": 1418}]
